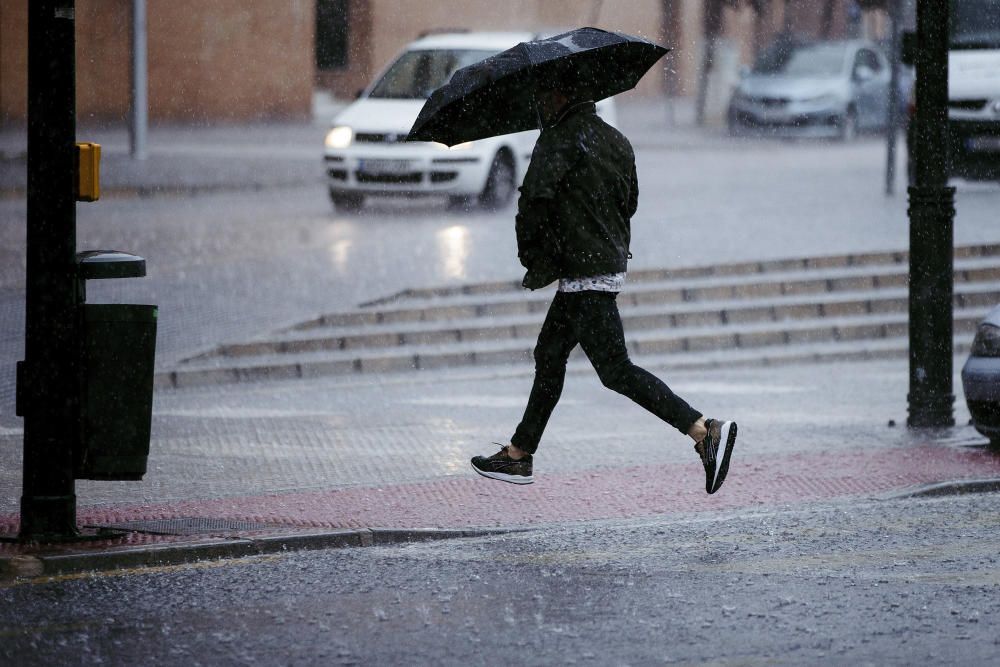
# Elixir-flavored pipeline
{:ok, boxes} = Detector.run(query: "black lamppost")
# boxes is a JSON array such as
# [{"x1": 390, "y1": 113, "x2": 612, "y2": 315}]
[
  {"x1": 20, "y1": 0, "x2": 81, "y2": 538},
  {"x1": 907, "y1": 0, "x2": 956, "y2": 427}
]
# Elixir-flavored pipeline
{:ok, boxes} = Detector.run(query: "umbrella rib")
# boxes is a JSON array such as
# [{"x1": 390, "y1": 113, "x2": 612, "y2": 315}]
[{"x1": 518, "y1": 41, "x2": 544, "y2": 131}]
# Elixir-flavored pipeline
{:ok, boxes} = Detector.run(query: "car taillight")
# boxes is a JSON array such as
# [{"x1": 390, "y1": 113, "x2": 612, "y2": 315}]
[{"x1": 971, "y1": 323, "x2": 1000, "y2": 357}]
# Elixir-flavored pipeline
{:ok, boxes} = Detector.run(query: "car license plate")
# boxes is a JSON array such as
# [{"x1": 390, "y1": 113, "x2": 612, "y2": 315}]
[
  {"x1": 358, "y1": 159, "x2": 412, "y2": 174},
  {"x1": 966, "y1": 136, "x2": 1000, "y2": 152},
  {"x1": 759, "y1": 110, "x2": 789, "y2": 123}
]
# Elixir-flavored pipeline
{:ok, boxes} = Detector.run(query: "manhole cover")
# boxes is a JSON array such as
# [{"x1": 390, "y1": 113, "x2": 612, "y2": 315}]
[{"x1": 90, "y1": 517, "x2": 283, "y2": 536}]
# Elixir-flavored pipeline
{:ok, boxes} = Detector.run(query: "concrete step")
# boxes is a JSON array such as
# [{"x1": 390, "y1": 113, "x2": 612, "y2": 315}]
[
  {"x1": 356, "y1": 243, "x2": 1000, "y2": 309},
  {"x1": 159, "y1": 332, "x2": 977, "y2": 390},
  {"x1": 194, "y1": 283, "x2": 1000, "y2": 360},
  {"x1": 161, "y1": 245, "x2": 1000, "y2": 388},
  {"x1": 287, "y1": 253, "x2": 1000, "y2": 331},
  {"x1": 160, "y1": 306, "x2": 990, "y2": 389}
]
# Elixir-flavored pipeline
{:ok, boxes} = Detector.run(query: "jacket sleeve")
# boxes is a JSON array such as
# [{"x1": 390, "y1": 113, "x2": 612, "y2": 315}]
[
  {"x1": 515, "y1": 197, "x2": 553, "y2": 269},
  {"x1": 627, "y1": 159, "x2": 639, "y2": 220},
  {"x1": 515, "y1": 130, "x2": 584, "y2": 267},
  {"x1": 520, "y1": 129, "x2": 585, "y2": 201}
]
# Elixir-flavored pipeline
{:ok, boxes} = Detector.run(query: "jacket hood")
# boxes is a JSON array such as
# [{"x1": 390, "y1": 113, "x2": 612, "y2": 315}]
[{"x1": 545, "y1": 100, "x2": 597, "y2": 130}]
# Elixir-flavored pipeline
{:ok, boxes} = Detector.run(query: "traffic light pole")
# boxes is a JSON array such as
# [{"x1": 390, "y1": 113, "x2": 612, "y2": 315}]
[
  {"x1": 907, "y1": 0, "x2": 956, "y2": 428},
  {"x1": 884, "y1": 0, "x2": 902, "y2": 196},
  {"x1": 19, "y1": 0, "x2": 80, "y2": 539}
]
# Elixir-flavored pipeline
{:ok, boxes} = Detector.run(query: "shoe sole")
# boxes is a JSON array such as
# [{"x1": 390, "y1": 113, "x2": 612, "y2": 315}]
[
  {"x1": 470, "y1": 462, "x2": 534, "y2": 485},
  {"x1": 710, "y1": 421, "x2": 737, "y2": 494}
]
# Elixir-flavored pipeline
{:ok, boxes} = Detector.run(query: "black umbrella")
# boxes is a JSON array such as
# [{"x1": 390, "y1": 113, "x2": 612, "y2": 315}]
[{"x1": 406, "y1": 27, "x2": 669, "y2": 146}]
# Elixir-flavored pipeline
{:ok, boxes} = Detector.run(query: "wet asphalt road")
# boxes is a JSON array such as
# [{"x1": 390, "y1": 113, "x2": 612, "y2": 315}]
[
  {"x1": 2, "y1": 126, "x2": 999, "y2": 418},
  {"x1": 3, "y1": 492, "x2": 1000, "y2": 665},
  {"x1": 3, "y1": 115, "x2": 1000, "y2": 665}
]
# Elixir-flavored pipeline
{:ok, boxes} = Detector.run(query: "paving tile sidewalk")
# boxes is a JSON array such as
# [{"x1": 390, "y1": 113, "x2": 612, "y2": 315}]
[{"x1": 2, "y1": 356, "x2": 998, "y2": 576}]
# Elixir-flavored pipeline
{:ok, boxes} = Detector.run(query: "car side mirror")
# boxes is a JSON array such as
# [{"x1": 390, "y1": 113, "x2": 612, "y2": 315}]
[{"x1": 853, "y1": 65, "x2": 875, "y2": 82}]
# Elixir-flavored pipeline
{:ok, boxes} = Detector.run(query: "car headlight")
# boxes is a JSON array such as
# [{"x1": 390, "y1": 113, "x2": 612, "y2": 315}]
[
  {"x1": 971, "y1": 323, "x2": 1000, "y2": 357},
  {"x1": 325, "y1": 126, "x2": 353, "y2": 149}
]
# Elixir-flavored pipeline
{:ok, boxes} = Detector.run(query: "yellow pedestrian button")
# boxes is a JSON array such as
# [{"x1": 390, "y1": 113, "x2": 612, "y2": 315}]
[{"x1": 76, "y1": 141, "x2": 101, "y2": 202}]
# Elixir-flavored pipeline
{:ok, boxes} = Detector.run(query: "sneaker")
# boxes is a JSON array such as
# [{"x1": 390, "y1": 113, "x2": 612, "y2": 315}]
[
  {"x1": 694, "y1": 419, "x2": 737, "y2": 494},
  {"x1": 471, "y1": 444, "x2": 534, "y2": 485}
]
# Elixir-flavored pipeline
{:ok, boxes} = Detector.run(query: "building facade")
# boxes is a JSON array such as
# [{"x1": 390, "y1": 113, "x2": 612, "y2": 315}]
[{"x1": 0, "y1": 0, "x2": 890, "y2": 125}]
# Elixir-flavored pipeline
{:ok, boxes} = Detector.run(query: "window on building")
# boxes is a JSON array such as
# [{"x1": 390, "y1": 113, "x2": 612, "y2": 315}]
[{"x1": 316, "y1": 0, "x2": 350, "y2": 70}]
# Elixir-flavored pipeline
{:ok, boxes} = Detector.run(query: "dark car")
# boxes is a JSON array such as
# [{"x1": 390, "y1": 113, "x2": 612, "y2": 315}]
[
  {"x1": 727, "y1": 38, "x2": 892, "y2": 139},
  {"x1": 962, "y1": 304, "x2": 1000, "y2": 445}
]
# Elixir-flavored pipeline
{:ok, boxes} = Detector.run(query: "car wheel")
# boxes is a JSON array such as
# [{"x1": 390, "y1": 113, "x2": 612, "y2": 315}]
[
  {"x1": 838, "y1": 108, "x2": 858, "y2": 142},
  {"x1": 447, "y1": 195, "x2": 474, "y2": 211},
  {"x1": 726, "y1": 108, "x2": 741, "y2": 137},
  {"x1": 478, "y1": 151, "x2": 516, "y2": 211},
  {"x1": 330, "y1": 190, "x2": 364, "y2": 213}
]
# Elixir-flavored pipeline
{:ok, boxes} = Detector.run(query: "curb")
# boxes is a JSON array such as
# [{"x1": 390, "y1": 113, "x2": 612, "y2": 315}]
[
  {"x1": 0, "y1": 179, "x2": 321, "y2": 201},
  {"x1": 879, "y1": 477, "x2": 1000, "y2": 500},
  {"x1": 0, "y1": 526, "x2": 518, "y2": 582}
]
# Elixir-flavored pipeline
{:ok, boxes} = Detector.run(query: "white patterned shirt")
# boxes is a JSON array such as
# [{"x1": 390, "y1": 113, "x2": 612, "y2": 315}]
[{"x1": 557, "y1": 272, "x2": 626, "y2": 293}]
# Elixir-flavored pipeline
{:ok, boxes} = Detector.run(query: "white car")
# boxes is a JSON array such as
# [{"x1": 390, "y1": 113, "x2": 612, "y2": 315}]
[
  {"x1": 323, "y1": 30, "x2": 617, "y2": 211},
  {"x1": 916, "y1": 0, "x2": 1000, "y2": 182}
]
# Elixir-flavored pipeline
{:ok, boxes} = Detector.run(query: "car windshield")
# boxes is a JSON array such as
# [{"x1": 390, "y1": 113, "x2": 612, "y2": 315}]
[
  {"x1": 752, "y1": 42, "x2": 847, "y2": 77},
  {"x1": 951, "y1": 0, "x2": 1000, "y2": 49},
  {"x1": 368, "y1": 49, "x2": 497, "y2": 99}
]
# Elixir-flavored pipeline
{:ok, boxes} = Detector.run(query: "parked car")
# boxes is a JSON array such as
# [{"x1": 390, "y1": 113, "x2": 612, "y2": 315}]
[
  {"x1": 962, "y1": 304, "x2": 1000, "y2": 446},
  {"x1": 906, "y1": 0, "x2": 1000, "y2": 183},
  {"x1": 727, "y1": 38, "x2": 892, "y2": 139},
  {"x1": 323, "y1": 30, "x2": 617, "y2": 212}
]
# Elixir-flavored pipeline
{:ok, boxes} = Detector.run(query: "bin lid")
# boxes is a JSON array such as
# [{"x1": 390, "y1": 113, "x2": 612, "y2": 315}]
[
  {"x1": 77, "y1": 250, "x2": 146, "y2": 279},
  {"x1": 83, "y1": 303, "x2": 157, "y2": 323}
]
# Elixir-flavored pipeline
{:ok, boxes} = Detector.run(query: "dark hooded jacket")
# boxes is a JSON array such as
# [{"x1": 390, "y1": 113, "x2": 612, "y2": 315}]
[{"x1": 515, "y1": 100, "x2": 638, "y2": 290}]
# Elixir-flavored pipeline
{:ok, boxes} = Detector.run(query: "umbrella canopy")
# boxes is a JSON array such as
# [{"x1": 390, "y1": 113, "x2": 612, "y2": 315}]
[{"x1": 406, "y1": 27, "x2": 669, "y2": 146}]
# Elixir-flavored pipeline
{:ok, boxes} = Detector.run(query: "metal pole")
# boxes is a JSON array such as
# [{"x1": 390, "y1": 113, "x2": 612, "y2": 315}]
[
  {"x1": 661, "y1": 0, "x2": 677, "y2": 127},
  {"x1": 130, "y1": 0, "x2": 148, "y2": 160},
  {"x1": 696, "y1": 0, "x2": 723, "y2": 127},
  {"x1": 885, "y1": 0, "x2": 902, "y2": 196},
  {"x1": 907, "y1": 0, "x2": 955, "y2": 428},
  {"x1": 20, "y1": 0, "x2": 80, "y2": 539}
]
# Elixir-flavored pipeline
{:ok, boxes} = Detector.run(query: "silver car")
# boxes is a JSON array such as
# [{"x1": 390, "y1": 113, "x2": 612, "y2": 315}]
[
  {"x1": 727, "y1": 39, "x2": 892, "y2": 139},
  {"x1": 962, "y1": 304, "x2": 1000, "y2": 445}
]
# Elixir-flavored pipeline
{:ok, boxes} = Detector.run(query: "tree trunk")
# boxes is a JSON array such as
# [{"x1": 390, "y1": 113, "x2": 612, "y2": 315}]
[
  {"x1": 696, "y1": 0, "x2": 726, "y2": 126},
  {"x1": 820, "y1": 0, "x2": 837, "y2": 38}
]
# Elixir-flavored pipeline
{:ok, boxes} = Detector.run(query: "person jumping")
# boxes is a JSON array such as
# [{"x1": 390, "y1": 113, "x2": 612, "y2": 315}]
[{"x1": 470, "y1": 82, "x2": 737, "y2": 494}]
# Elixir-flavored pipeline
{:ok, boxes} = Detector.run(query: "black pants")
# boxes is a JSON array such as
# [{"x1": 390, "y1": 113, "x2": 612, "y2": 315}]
[{"x1": 511, "y1": 290, "x2": 702, "y2": 455}]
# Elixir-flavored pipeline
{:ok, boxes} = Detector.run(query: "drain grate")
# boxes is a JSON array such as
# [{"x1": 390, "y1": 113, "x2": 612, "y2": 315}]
[{"x1": 90, "y1": 517, "x2": 284, "y2": 537}]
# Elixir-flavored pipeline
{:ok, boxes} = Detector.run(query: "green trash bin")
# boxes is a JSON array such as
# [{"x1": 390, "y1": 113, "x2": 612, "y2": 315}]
[{"x1": 75, "y1": 303, "x2": 158, "y2": 480}]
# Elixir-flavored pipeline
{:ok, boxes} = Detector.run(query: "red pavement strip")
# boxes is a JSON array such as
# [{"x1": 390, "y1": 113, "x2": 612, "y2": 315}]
[{"x1": 3, "y1": 444, "x2": 1000, "y2": 549}]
